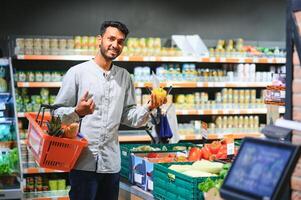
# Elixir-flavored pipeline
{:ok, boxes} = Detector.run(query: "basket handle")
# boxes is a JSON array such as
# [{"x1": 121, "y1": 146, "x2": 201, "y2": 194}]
[
  {"x1": 36, "y1": 104, "x2": 66, "y2": 126},
  {"x1": 36, "y1": 104, "x2": 83, "y2": 136}
]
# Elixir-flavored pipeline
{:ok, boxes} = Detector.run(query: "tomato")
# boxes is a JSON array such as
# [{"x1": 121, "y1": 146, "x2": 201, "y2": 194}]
[
  {"x1": 147, "y1": 152, "x2": 158, "y2": 158},
  {"x1": 207, "y1": 141, "x2": 222, "y2": 154},
  {"x1": 201, "y1": 147, "x2": 211, "y2": 160},
  {"x1": 216, "y1": 151, "x2": 227, "y2": 160},
  {"x1": 188, "y1": 147, "x2": 202, "y2": 161},
  {"x1": 168, "y1": 153, "x2": 176, "y2": 159}
]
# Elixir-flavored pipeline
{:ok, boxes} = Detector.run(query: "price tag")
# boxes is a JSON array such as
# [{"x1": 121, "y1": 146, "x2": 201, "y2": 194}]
[
  {"x1": 210, "y1": 57, "x2": 216, "y2": 62},
  {"x1": 197, "y1": 82, "x2": 203, "y2": 87},
  {"x1": 147, "y1": 180, "x2": 153, "y2": 191},
  {"x1": 182, "y1": 110, "x2": 188, "y2": 115},
  {"x1": 220, "y1": 57, "x2": 226, "y2": 62},
  {"x1": 227, "y1": 142, "x2": 235, "y2": 155},
  {"x1": 134, "y1": 173, "x2": 143, "y2": 184},
  {"x1": 0, "y1": 103, "x2": 6, "y2": 110},
  {"x1": 239, "y1": 58, "x2": 244, "y2": 63},
  {"x1": 253, "y1": 58, "x2": 259, "y2": 63},
  {"x1": 123, "y1": 56, "x2": 129, "y2": 61}
]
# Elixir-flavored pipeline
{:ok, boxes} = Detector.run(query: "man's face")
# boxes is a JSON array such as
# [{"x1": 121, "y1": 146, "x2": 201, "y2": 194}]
[{"x1": 98, "y1": 26, "x2": 126, "y2": 60}]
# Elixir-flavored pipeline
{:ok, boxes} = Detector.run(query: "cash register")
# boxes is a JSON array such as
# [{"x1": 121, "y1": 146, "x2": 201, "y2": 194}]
[{"x1": 220, "y1": 137, "x2": 301, "y2": 200}]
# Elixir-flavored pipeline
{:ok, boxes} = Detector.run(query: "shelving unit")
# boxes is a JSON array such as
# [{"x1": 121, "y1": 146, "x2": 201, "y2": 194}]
[
  {"x1": 15, "y1": 54, "x2": 286, "y2": 64},
  {"x1": 11, "y1": 37, "x2": 286, "y2": 199},
  {"x1": 0, "y1": 58, "x2": 22, "y2": 199},
  {"x1": 16, "y1": 81, "x2": 271, "y2": 88}
]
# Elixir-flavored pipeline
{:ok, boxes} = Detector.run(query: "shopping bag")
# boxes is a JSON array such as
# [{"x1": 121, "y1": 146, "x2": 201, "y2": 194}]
[{"x1": 159, "y1": 114, "x2": 173, "y2": 139}]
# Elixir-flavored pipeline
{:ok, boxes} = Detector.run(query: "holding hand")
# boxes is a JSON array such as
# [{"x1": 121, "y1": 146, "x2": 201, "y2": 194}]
[
  {"x1": 147, "y1": 93, "x2": 167, "y2": 111},
  {"x1": 75, "y1": 91, "x2": 95, "y2": 117}
]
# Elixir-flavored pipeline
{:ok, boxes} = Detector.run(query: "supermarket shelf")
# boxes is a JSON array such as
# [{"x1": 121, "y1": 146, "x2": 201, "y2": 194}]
[
  {"x1": 16, "y1": 55, "x2": 286, "y2": 64},
  {"x1": 23, "y1": 190, "x2": 69, "y2": 200},
  {"x1": 0, "y1": 117, "x2": 15, "y2": 124},
  {"x1": 16, "y1": 55, "x2": 93, "y2": 61},
  {"x1": 23, "y1": 167, "x2": 65, "y2": 174},
  {"x1": 17, "y1": 81, "x2": 271, "y2": 88},
  {"x1": 0, "y1": 188, "x2": 22, "y2": 200},
  {"x1": 17, "y1": 82, "x2": 62, "y2": 88},
  {"x1": 17, "y1": 107, "x2": 285, "y2": 119},
  {"x1": 176, "y1": 107, "x2": 285, "y2": 115},
  {"x1": 203, "y1": 132, "x2": 263, "y2": 140},
  {"x1": 135, "y1": 81, "x2": 271, "y2": 88}
]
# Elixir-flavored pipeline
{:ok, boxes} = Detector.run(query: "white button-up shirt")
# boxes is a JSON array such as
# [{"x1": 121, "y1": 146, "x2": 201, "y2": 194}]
[{"x1": 54, "y1": 60, "x2": 150, "y2": 173}]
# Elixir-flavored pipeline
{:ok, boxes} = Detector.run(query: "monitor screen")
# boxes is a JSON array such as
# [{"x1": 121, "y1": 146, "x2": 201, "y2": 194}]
[{"x1": 220, "y1": 137, "x2": 301, "y2": 200}]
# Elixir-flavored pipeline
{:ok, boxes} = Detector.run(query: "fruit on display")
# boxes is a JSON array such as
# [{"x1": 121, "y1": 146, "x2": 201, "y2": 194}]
[
  {"x1": 187, "y1": 140, "x2": 238, "y2": 161},
  {"x1": 188, "y1": 147, "x2": 203, "y2": 161}
]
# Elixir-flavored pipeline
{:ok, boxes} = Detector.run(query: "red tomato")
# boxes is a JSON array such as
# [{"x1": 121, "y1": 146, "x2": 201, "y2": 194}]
[
  {"x1": 207, "y1": 141, "x2": 222, "y2": 154},
  {"x1": 216, "y1": 151, "x2": 227, "y2": 160},
  {"x1": 168, "y1": 153, "x2": 176, "y2": 159},
  {"x1": 201, "y1": 147, "x2": 211, "y2": 160},
  {"x1": 147, "y1": 152, "x2": 158, "y2": 158},
  {"x1": 188, "y1": 147, "x2": 202, "y2": 161}
]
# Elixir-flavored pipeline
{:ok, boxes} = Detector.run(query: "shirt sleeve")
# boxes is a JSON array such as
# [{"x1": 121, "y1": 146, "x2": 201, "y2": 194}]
[
  {"x1": 120, "y1": 74, "x2": 150, "y2": 128},
  {"x1": 53, "y1": 68, "x2": 80, "y2": 124}
]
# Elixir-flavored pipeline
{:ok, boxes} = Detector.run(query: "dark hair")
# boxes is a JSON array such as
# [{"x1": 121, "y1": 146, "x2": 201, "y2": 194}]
[{"x1": 100, "y1": 21, "x2": 129, "y2": 38}]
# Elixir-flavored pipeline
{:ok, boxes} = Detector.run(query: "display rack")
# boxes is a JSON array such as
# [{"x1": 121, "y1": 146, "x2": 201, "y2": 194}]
[
  {"x1": 0, "y1": 58, "x2": 22, "y2": 199},
  {"x1": 10, "y1": 37, "x2": 286, "y2": 198}
]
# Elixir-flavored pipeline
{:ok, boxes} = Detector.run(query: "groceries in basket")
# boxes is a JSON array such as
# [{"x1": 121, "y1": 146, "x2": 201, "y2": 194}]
[
  {"x1": 25, "y1": 104, "x2": 88, "y2": 171},
  {"x1": 46, "y1": 115, "x2": 79, "y2": 139}
]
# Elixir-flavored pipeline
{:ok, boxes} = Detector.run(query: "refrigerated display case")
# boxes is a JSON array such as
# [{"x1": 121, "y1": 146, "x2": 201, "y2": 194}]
[{"x1": 0, "y1": 58, "x2": 22, "y2": 199}]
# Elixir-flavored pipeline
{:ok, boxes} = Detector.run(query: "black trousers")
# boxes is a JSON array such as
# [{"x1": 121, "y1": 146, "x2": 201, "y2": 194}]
[{"x1": 69, "y1": 169, "x2": 120, "y2": 200}]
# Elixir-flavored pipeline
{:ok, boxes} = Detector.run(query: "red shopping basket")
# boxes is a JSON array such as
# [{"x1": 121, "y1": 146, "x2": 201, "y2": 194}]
[{"x1": 25, "y1": 110, "x2": 88, "y2": 171}]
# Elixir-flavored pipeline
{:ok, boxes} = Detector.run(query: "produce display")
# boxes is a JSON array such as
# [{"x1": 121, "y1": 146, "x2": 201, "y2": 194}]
[
  {"x1": 187, "y1": 140, "x2": 238, "y2": 161},
  {"x1": 168, "y1": 160, "x2": 224, "y2": 177},
  {"x1": 198, "y1": 163, "x2": 231, "y2": 193}
]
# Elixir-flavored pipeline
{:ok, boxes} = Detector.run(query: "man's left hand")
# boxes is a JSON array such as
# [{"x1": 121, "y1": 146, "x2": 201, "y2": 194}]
[{"x1": 147, "y1": 93, "x2": 167, "y2": 111}]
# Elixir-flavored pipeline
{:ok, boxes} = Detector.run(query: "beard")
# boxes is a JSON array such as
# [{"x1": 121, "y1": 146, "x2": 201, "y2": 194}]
[{"x1": 100, "y1": 45, "x2": 121, "y2": 61}]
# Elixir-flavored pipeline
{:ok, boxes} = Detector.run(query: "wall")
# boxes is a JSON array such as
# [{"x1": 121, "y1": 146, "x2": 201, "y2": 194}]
[
  {"x1": 291, "y1": 11, "x2": 301, "y2": 200},
  {"x1": 0, "y1": 0, "x2": 285, "y2": 55}
]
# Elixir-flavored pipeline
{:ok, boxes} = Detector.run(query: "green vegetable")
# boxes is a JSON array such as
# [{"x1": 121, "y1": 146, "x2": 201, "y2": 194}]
[
  {"x1": 198, "y1": 178, "x2": 215, "y2": 192},
  {"x1": 0, "y1": 148, "x2": 19, "y2": 175},
  {"x1": 198, "y1": 178, "x2": 223, "y2": 192}
]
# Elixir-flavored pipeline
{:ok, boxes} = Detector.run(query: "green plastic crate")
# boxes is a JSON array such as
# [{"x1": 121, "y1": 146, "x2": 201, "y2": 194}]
[
  {"x1": 153, "y1": 162, "x2": 217, "y2": 200},
  {"x1": 120, "y1": 143, "x2": 196, "y2": 180}
]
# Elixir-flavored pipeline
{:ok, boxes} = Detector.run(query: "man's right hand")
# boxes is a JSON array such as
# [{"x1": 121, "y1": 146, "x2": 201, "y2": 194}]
[{"x1": 75, "y1": 91, "x2": 95, "y2": 117}]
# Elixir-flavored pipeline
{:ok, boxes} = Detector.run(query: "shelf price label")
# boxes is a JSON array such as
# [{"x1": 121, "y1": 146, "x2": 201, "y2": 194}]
[
  {"x1": 253, "y1": 58, "x2": 259, "y2": 63},
  {"x1": 220, "y1": 57, "x2": 226, "y2": 62}
]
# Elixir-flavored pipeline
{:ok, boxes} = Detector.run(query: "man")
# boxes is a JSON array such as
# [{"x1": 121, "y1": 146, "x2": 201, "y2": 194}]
[{"x1": 54, "y1": 21, "x2": 166, "y2": 200}]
